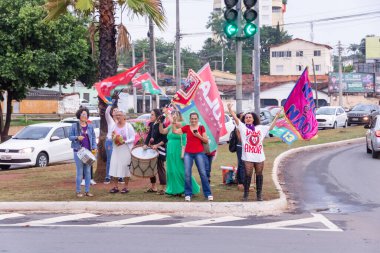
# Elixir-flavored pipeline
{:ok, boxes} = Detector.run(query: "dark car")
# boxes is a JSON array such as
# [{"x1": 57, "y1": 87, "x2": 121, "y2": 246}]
[{"x1": 347, "y1": 104, "x2": 380, "y2": 126}]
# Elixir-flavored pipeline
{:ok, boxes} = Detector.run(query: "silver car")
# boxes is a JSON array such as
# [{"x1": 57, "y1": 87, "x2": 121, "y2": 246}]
[{"x1": 365, "y1": 115, "x2": 380, "y2": 159}]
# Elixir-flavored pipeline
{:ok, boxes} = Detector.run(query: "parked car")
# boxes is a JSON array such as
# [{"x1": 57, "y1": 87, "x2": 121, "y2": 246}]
[
  {"x1": 365, "y1": 115, "x2": 380, "y2": 159},
  {"x1": 61, "y1": 116, "x2": 100, "y2": 143},
  {"x1": 316, "y1": 106, "x2": 348, "y2": 129},
  {"x1": 347, "y1": 104, "x2": 380, "y2": 126},
  {"x1": 218, "y1": 114, "x2": 235, "y2": 143},
  {"x1": 0, "y1": 122, "x2": 73, "y2": 169},
  {"x1": 260, "y1": 108, "x2": 274, "y2": 125}
]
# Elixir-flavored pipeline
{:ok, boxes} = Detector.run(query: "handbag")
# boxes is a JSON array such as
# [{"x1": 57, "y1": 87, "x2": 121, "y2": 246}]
[{"x1": 200, "y1": 125, "x2": 211, "y2": 154}]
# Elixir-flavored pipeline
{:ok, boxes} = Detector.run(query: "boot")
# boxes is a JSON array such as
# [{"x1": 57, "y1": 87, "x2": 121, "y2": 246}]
[
  {"x1": 242, "y1": 175, "x2": 252, "y2": 201},
  {"x1": 256, "y1": 175, "x2": 263, "y2": 201}
]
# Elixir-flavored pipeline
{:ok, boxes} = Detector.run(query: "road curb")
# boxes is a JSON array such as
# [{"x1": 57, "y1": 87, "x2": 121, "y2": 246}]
[{"x1": 0, "y1": 137, "x2": 364, "y2": 217}]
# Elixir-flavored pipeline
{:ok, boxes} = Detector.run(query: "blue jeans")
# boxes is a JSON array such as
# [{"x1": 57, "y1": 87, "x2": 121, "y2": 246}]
[
  {"x1": 105, "y1": 138, "x2": 113, "y2": 180},
  {"x1": 204, "y1": 154, "x2": 213, "y2": 182},
  {"x1": 184, "y1": 152, "x2": 212, "y2": 198},
  {"x1": 74, "y1": 152, "x2": 91, "y2": 193},
  {"x1": 236, "y1": 145, "x2": 245, "y2": 184}
]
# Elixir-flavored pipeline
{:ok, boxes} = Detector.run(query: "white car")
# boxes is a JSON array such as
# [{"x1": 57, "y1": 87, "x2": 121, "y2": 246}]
[
  {"x1": 61, "y1": 116, "x2": 100, "y2": 143},
  {"x1": 0, "y1": 122, "x2": 73, "y2": 169},
  {"x1": 218, "y1": 114, "x2": 235, "y2": 143},
  {"x1": 316, "y1": 106, "x2": 348, "y2": 129},
  {"x1": 365, "y1": 115, "x2": 380, "y2": 159}
]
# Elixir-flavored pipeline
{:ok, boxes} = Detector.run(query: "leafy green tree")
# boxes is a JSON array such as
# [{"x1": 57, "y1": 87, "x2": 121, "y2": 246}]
[{"x1": 0, "y1": 0, "x2": 96, "y2": 139}]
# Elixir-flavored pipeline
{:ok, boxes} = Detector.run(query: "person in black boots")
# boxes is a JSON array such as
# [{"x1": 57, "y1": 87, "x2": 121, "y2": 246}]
[{"x1": 228, "y1": 103, "x2": 280, "y2": 201}]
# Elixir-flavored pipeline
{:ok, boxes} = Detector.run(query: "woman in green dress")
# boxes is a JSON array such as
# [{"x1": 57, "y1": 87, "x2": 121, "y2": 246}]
[{"x1": 159, "y1": 109, "x2": 200, "y2": 196}]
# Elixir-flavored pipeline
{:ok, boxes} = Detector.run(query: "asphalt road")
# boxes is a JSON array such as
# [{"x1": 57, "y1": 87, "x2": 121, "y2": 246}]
[{"x1": 1, "y1": 141, "x2": 380, "y2": 253}]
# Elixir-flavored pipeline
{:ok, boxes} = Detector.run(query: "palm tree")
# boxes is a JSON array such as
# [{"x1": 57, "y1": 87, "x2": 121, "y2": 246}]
[{"x1": 44, "y1": 0, "x2": 166, "y2": 180}]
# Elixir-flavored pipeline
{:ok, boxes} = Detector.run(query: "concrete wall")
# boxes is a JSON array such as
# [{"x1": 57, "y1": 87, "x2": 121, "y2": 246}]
[
  {"x1": 58, "y1": 94, "x2": 80, "y2": 114},
  {"x1": 18, "y1": 100, "x2": 59, "y2": 114},
  {"x1": 329, "y1": 95, "x2": 380, "y2": 109}
]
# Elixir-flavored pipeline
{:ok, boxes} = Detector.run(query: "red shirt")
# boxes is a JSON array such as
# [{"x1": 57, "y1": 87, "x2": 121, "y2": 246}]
[{"x1": 181, "y1": 125, "x2": 205, "y2": 153}]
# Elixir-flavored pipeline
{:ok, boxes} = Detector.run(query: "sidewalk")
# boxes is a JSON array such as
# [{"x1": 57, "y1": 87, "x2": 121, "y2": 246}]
[{"x1": 0, "y1": 138, "x2": 363, "y2": 217}]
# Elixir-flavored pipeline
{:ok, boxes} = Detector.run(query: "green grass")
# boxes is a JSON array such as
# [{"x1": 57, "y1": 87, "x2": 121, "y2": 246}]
[{"x1": 0, "y1": 126, "x2": 366, "y2": 202}]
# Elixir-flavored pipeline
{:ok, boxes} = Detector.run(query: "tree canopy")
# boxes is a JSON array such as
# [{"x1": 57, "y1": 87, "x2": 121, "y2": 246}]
[{"x1": 0, "y1": 0, "x2": 96, "y2": 137}]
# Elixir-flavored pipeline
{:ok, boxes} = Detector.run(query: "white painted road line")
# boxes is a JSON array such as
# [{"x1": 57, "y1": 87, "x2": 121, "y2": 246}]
[
  {"x1": 245, "y1": 213, "x2": 342, "y2": 232},
  {"x1": 0, "y1": 213, "x2": 25, "y2": 221},
  {"x1": 91, "y1": 214, "x2": 171, "y2": 227},
  {"x1": 14, "y1": 213, "x2": 98, "y2": 226},
  {"x1": 166, "y1": 216, "x2": 246, "y2": 227}
]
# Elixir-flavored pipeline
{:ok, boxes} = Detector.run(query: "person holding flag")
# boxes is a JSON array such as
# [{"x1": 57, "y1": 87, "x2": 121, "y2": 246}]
[{"x1": 227, "y1": 103, "x2": 280, "y2": 201}]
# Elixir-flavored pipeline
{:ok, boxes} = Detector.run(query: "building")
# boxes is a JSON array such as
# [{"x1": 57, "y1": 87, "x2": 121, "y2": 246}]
[
  {"x1": 270, "y1": 38, "x2": 333, "y2": 76},
  {"x1": 213, "y1": 0, "x2": 286, "y2": 27}
]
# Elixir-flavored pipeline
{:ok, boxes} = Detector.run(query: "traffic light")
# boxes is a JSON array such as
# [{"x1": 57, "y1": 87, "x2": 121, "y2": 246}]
[
  {"x1": 223, "y1": 0, "x2": 239, "y2": 38},
  {"x1": 243, "y1": 0, "x2": 258, "y2": 38}
]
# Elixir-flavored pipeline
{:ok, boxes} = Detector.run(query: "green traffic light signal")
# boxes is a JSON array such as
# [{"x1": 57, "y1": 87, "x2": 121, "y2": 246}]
[
  {"x1": 244, "y1": 23, "x2": 257, "y2": 38},
  {"x1": 224, "y1": 23, "x2": 238, "y2": 38}
]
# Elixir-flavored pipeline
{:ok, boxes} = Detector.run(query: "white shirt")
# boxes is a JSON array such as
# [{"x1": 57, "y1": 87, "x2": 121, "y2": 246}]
[
  {"x1": 111, "y1": 123, "x2": 136, "y2": 150},
  {"x1": 105, "y1": 106, "x2": 115, "y2": 140},
  {"x1": 237, "y1": 123, "x2": 270, "y2": 163}
]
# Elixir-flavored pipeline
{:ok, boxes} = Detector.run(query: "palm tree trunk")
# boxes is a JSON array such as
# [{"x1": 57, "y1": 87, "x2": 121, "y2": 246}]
[{"x1": 95, "y1": 0, "x2": 118, "y2": 181}]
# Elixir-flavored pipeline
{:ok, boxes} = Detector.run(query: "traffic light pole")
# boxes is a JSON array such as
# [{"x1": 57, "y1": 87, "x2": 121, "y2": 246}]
[
  {"x1": 253, "y1": 2, "x2": 260, "y2": 116},
  {"x1": 236, "y1": 0, "x2": 243, "y2": 113}
]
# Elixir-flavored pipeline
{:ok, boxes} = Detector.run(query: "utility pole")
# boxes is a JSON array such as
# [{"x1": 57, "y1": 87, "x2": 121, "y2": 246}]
[
  {"x1": 338, "y1": 40, "x2": 343, "y2": 107},
  {"x1": 253, "y1": 1, "x2": 260, "y2": 116},
  {"x1": 172, "y1": 49, "x2": 175, "y2": 79},
  {"x1": 221, "y1": 47, "x2": 224, "y2": 72},
  {"x1": 142, "y1": 50, "x2": 146, "y2": 113},
  {"x1": 310, "y1": 22, "x2": 314, "y2": 42},
  {"x1": 312, "y1": 58, "x2": 318, "y2": 108},
  {"x1": 132, "y1": 42, "x2": 137, "y2": 113},
  {"x1": 236, "y1": 0, "x2": 243, "y2": 113},
  {"x1": 175, "y1": 0, "x2": 181, "y2": 91},
  {"x1": 149, "y1": 18, "x2": 159, "y2": 109}
]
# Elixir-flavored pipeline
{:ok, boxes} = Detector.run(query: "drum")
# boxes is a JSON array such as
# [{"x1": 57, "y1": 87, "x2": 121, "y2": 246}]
[
  {"x1": 130, "y1": 146, "x2": 158, "y2": 178},
  {"x1": 77, "y1": 147, "x2": 96, "y2": 166}
]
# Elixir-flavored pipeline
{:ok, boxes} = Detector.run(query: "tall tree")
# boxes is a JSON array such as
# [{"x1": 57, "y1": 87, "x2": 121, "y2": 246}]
[
  {"x1": 0, "y1": 0, "x2": 96, "y2": 140},
  {"x1": 44, "y1": 0, "x2": 167, "y2": 180}
]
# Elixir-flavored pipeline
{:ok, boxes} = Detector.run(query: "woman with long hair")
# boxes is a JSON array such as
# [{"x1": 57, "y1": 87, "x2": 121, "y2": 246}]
[
  {"x1": 172, "y1": 112, "x2": 213, "y2": 202},
  {"x1": 108, "y1": 110, "x2": 136, "y2": 193},
  {"x1": 143, "y1": 108, "x2": 168, "y2": 195},
  {"x1": 159, "y1": 109, "x2": 200, "y2": 196},
  {"x1": 227, "y1": 103, "x2": 279, "y2": 201},
  {"x1": 69, "y1": 107, "x2": 97, "y2": 197}
]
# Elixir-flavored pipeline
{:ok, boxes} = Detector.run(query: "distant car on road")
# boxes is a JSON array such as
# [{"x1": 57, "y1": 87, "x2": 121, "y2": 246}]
[
  {"x1": 347, "y1": 104, "x2": 379, "y2": 126},
  {"x1": 218, "y1": 114, "x2": 235, "y2": 143},
  {"x1": 0, "y1": 122, "x2": 73, "y2": 169},
  {"x1": 316, "y1": 106, "x2": 348, "y2": 129},
  {"x1": 365, "y1": 115, "x2": 380, "y2": 158}
]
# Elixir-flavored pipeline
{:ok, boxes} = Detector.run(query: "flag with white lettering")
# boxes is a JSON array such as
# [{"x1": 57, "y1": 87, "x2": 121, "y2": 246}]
[{"x1": 283, "y1": 68, "x2": 318, "y2": 140}]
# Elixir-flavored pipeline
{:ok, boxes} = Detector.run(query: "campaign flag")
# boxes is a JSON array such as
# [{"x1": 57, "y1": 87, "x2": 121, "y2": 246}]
[
  {"x1": 283, "y1": 68, "x2": 318, "y2": 140},
  {"x1": 194, "y1": 63, "x2": 227, "y2": 141},
  {"x1": 269, "y1": 109, "x2": 301, "y2": 145},
  {"x1": 132, "y1": 72, "x2": 163, "y2": 95},
  {"x1": 95, "y1": 61, "x2": 145, "y2": 104},
  {"x1": 172, "y1": 69, "x2": 202, "y2": 106}
]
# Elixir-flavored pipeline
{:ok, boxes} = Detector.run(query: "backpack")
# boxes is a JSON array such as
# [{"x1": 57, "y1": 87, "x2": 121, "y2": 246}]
[{"x1": 228, "y1": 127, "x2": 238, "y2": 153}]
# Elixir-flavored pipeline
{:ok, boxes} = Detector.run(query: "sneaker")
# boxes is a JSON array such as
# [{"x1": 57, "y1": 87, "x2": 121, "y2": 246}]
[
  {"x1": 76, "y1": 192, "x2": 84, "y2": 198},
  {"x1": 85, "y1": 192, "x2": 94, "y2": 197},
  {"x1": 185, "y1": 196, "x2": 191, "y2": 202},
  {"x1": 90, "y1": 179, "x2": 97, "y2": 185},
  {"x1": 104, "y1": 178, "x2": 111, "y2": 184},
  {"x1": 80, "y1": 179, "x2": 85, "y2": 186},
  {"x1": 109, "y1": 187, "x2": 119, "y2": 193},
  {"x1": 208, "y1": 195, "x2": 214, "y2": 201},
  {"x1": 118, "y1": 178, "x2": 125, "y2": 184}
]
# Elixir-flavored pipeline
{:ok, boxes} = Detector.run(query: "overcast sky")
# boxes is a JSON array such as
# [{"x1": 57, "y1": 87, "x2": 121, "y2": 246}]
[{"x1": 121, "y1": 0, "x2": 380, "y2": 53}]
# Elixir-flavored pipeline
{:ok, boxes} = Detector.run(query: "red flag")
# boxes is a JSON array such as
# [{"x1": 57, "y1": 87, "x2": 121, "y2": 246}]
[
  {"x1": 172, "y1": 69, "x2": 202, "y2": 106},
  {"x1": 95, "y1": 61, "x2": 145, "y2": 104}
]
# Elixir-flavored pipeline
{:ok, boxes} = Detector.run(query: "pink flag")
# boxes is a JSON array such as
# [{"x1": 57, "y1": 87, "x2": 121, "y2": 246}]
[{"x1": 283, "y1": 68, "x2": 318, "y2": 140}]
